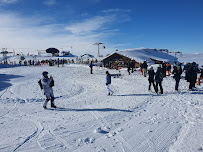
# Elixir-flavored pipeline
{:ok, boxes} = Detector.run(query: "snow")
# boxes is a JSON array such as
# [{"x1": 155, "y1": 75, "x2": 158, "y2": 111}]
[
  {"x1": 0, "y1": 64, "x2": 203, "y2": 152},
  {"x1": 117, "y1": 49, "x2": 177, "y2": 64},
  {"x1": 177, "y1": 53, "x2": 203, "y2": 67}
]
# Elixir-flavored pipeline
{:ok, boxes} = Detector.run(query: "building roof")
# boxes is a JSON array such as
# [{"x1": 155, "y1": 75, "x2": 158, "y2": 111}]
[{"x1": 105, "y1": 48, "x2": 177, "y2": 63}]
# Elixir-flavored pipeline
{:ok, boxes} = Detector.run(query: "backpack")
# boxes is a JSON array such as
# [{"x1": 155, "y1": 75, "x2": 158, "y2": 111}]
[
  {"x1": 38, "y1": 79, "x2": 43, "y2": 90},
  {"x1": 50, "y1": 80, "x2": 54, "y2": 87}
]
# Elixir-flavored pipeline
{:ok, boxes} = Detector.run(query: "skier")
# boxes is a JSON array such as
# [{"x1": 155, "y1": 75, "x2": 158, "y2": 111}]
[
  {"x1": 106, "y1": 71, "x2": 114, "y2": 95},
  {"x1": 155, "y1": 65, "x2": 164, "y2": 94},
  {"x1": 39, "y1": 71, "x2": 56, "y2": 109},
  {"x1": 148, "y1": 66, "x2": 156, "y2": 91},
  {"x1": 172, "y1": 65, "x2": 182, "y2": 91}
]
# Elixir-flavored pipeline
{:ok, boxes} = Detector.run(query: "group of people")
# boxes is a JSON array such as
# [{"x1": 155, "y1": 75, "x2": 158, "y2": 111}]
[
  {"x1": 147, "y1": 61, "x2": 202, "y2": 94},
  {"x1": 20, "y1": 58, "x2": 68, "y2": 67},
  {"x1": 39, "y1": 61, "x2": 202, "y2": 109}
]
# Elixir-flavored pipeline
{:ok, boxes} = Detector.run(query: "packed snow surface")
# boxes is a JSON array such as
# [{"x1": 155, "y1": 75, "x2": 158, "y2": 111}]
[{"x1": 0, "y1": 64, "x2": 203, "y2": 152}]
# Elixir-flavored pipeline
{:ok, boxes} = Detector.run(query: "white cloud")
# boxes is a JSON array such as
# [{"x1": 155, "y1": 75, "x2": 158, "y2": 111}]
[
  {"x1": 101, "y1": 9, "x2": 132, "y2": 14},
  {"x1": 43, "y1": 0, "x2": 56, "y2": 6},
  {"x1": 0, "y1": 0, "x2": 18, "y2": 5},
  {"x1": 0, "y1": 12, "x2": 117, "y2": 56},
  {"x1": 65, "y1": 15, "x2": 115, "y2": 35}
]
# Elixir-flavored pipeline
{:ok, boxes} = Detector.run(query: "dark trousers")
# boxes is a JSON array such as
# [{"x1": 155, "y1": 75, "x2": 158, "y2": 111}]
[
  {"x1": 149, "y1": 81, "x2": 156, "y2": 91},
  {"x1": 189, "y1": 80, "x2": 196, "y2": 90},
  {"x1": 175, "y1": 79, "x2": 180, "y2": 91},
  {"x1": 127, "y1": 69, "x2": 130, "y2": 75},
  {"x1": 155, "y1": 82, "x2": 163, "y2": 94},
  {"x1": 90, "y1": 68, "x2": 93, "y2": 74}
]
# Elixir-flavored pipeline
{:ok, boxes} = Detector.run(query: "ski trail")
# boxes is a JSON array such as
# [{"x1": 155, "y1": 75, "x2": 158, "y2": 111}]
[
  {"x1": 13, "y1": 128, "x2": 39, "y2": 152},
  {"x1": 82, "y1": 91, "x2": 155, "y2": 152},
  {"x1": 0, "y1": 102, "x2": 17, "y2": 118},
  {"x1": 0, "y1": 87, "x2": 9, "y2": 98},
  {"x1": 169, "y1": 123, "x2": 191, "y2": 152}
]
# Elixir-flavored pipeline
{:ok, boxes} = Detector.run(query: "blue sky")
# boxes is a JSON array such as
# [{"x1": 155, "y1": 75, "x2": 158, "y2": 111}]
[{"x1": 0, "y1": 0, "x2": 202, "y2": 56}]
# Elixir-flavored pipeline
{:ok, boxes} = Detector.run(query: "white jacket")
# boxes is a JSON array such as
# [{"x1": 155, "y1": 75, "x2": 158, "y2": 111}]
[{"x1": 41, "y1": 77, "x2": 53, "y2": 94}]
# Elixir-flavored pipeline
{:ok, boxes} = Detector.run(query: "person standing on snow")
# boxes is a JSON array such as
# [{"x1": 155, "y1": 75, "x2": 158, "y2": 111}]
[
  {"x1": 89, "y1": 61, "x2": 94, "y2": 74},
  {"x1": 106, "y1": 71, "x2": 114, "y2": 95},
  {"x1": 155, "y1": 65, "x2": 164, "y2": 94},
  {"x1": 39, "y1": 71, "x2": 56, "y2": 109},
  {"x1": 166, "y1": 62, "x2": 171, "y2": 76},
  {"x1": 197, "y1": 67, "x2": 203, "y2": 85},
  {"x1": 142, "y1": 61, "x2": 148, "y2": 77},
  {"x1": 187, "y1": 62, "x2": 198, "y2": 90},
  {"x1": 162, "y1": 62, "x2": 167, "y2": 77},
  {"x1": 127, "y1": 61, "x2": 131, "y2": 75},
  {"x1": 148, "y1": 66, "x2": 156, "y2": 91},
  {"x1": 172, "y1": 65, "x2": 182, "y2": 91},
  {"x1": 131, "y1": 60, "x2": 135, "y2": 73},
  {"x1": 183, "y1": 62, "x2": 190, "y2": 81}
]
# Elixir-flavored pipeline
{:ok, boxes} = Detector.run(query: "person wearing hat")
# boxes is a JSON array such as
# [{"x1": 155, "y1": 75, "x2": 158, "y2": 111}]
[
  {"x1": 40, "y1": 71, "x2": 56, "y2": 109},
  {"x1": 148, "y1": 66, "x2": 156, "y2": 91},
  {"x1": 106, "y1": 71, "x2": 114, "y2": 95}
]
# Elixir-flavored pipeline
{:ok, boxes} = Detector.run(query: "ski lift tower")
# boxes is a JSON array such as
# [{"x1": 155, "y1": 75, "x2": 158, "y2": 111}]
[
  {"x1": 0, "y1": 48, "x2": 13, "y2": 64},
  {"x1": 94, "y1": 42, "x2": 105, "y2": 57}
]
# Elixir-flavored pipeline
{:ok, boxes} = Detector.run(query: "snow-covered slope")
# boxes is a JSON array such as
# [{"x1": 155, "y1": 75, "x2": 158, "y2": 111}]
[
  {"x1": 118, "y1": 48, "x2": 177, "y2": 64},
  {"x1": 0, "y1": 64, "x2": 203, "y2": 152},
  {"x1": 177, "y1": 53, "x2": 203, "y2": 67}
]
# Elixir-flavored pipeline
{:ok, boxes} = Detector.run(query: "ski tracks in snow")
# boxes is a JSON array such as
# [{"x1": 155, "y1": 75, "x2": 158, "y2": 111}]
[{"x1": 1, "y1": 66, "x2": 203, "y2": 151}]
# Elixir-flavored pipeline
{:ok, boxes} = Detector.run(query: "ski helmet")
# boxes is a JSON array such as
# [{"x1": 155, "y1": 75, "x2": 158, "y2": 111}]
[{"x1": 42, "y1": 71, "x2": 48, "y2": 76}]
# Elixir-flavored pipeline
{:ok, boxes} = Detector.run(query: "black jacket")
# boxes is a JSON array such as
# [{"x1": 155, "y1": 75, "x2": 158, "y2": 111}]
[
  {"x1": 148, "y1": 69, "x2": 155, "y2": 82},
  {"x1": 155, "y1": 67, "x2": 163, "y2": 83},
  {"x1": 187, "y1": 65, "x2": 198, "y2": 82},
  {"x1": 142, "y1": 62, "x2": 148, "y2": 69},
  {"x1": 172, "y1": 67, "x2": 182, "y2": 80}
]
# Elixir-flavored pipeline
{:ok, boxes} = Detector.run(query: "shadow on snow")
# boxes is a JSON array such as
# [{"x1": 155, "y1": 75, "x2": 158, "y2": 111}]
[
  {"x1": 0, "y1": 74, "x2": 24, "y2": 91},
  {"x1": 114, "y1": 93, "x2": 153, "y2": 96},
  {"x1": 46, "y1": 107, "x2": 133, "y2": 112}
]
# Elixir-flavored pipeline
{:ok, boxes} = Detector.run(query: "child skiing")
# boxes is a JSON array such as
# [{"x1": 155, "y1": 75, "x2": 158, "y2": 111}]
[{"x1": 39, "y1": 71, "x2": 56, "y2": 109}]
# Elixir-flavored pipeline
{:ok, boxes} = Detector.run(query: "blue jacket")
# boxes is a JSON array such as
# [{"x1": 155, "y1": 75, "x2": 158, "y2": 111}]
[
  {"x1": 106, "y1": 74, "x2": 111, "y2": 84},
  {"x1": 89, "y1": 62, "x2": 94, "y2": 68}
]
